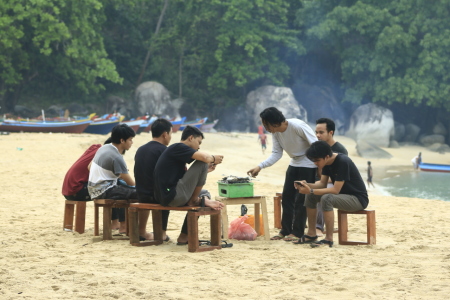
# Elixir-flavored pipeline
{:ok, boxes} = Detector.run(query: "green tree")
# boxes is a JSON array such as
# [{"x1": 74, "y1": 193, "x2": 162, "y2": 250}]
[
  {"x1": 299, "y1": 0, "x2": 450, "y2": 110},
  {"x1": 0, "y1": 0, "x2": 121, "y2": 113}
]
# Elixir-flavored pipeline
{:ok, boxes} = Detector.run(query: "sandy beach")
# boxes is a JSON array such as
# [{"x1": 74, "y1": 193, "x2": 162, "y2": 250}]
[{"x1": 1, "y1": 131, "x2": 450, "y2": 299}]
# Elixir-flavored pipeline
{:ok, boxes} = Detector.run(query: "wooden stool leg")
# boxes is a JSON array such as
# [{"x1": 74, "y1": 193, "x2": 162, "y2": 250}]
[
  {"x1": 254, "y1": 203, "x2": 261, "y2": 236},
  {"x1": 367, "y1": 211, "x2": 376, "y2": 245},
  {"x1": 210, "y1": 213, "x2": 221, "y2": 246},
  {"x1": 260, "y1": 197, "x2": 270, "y2": 240},
  {"x1": 74, "y1": 201, "x2": 87, "y2": 234},
  {"x1": 64, "y1": 201, "x2": 75, "y2": 231},
  {"x1": 128, "y1": 207, "x2": 139, "y2": 245},
  {"x1": 187, "y1": 211, "x2": 199, "y2": 253},
  {"x1": 94, "y1": 204, "x2": 99, "y2": 236},
  {"x1": 103, "y1": 206, "x2": 113, "y2": 240},
  {"x1": 338, "y1": 210, "x2": 348, "y2": 245},
  {"x1": 274, "y1": 195, "x2": 282, "y2": 229},
  {"x1": 152, "y1": 210, "x2": 164, "y2": 243},
  {"x1": 221, "y1": 203, "x2": 229, "y2": 239}
]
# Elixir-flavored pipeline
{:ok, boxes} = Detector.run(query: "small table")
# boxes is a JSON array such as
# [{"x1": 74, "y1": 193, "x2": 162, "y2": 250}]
[{"x1": 215, "y1": 196, "x2": 270, "y2": 240}]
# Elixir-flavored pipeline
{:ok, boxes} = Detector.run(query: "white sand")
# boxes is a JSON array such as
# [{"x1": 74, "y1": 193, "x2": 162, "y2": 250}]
[{"x1": 1, "y1": 132, "x2": 450, "y2": 299}]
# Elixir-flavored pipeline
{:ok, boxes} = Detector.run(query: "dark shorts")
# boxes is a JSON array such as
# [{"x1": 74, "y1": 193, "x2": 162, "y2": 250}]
[
  {"x1": 367, "y1": 176, "x2": 372, "y2": 182},
  {"x1": 97, "y1": 185, "x2": 137, "y2": 200},
  {"x1": 64, "y1": 183, "x2": 91, "y2": 201}
]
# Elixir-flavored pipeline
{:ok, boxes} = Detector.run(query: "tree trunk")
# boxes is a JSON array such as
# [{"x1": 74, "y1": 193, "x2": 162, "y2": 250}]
[{"x1": 135, "y1": 0, "x2": 169, "y2": 88}]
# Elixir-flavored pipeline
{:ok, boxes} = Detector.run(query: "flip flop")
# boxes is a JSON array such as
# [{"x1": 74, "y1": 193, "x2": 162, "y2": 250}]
[
  {"x1": 199, "y1": 240, "x2": 233, "y2": 248},
  {"x1": 176, "y1": 241, "x2": 188, "y2": 245},
  {"x1": 283, "y1": 235, "x2": 300, "y2": 242},
  {"x1": 293, "y1": 234, "x2": 318, "y2": 245},
  {"x1": 310, "y1": 239, "x2": 333, "y2": 248},
  {"x1": 270, "y1": 234, "x2": 285, "y2": 240}
]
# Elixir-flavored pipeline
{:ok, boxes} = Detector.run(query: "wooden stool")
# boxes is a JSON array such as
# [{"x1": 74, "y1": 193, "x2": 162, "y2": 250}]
[
  {"x1": 273, "y1": 192, "x2": 282, "y2": 229},
  {"x1": 337, "y1": 210, "x2": 376, "y2": 245},
  {"x1": 94, "y1": 199, "x2": 136, "y2": 240},
  {"x1": 63, "y1": 200, "x2": 88, "y2": 234},
  {"x1": 128, "y1": 203, "x2": 221, "y2": 253},
  {"x1": 216, "y1": 196, "x2": 270, "y2": 240}
]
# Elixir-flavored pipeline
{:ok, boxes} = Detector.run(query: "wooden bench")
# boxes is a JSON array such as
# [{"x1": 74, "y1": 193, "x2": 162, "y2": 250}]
[
  {"x1": 94, "y1": 199, "x2": 137, "y2": 240},
  {"x1": 273, "y1": 192, "x2": 282, "y2": 229},
  {"x1": 63, "y1": 200, "x2": 88, "y2": 234},
  {"x1": 337, "y1": 210, "x2": 376, "y2": 245},
  {"x1": 128, "y1": 203, "x2": 222, "y2": 253}
]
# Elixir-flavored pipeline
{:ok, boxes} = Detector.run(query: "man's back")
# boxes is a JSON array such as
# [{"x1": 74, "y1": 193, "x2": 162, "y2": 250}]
[
  {"x1": 134, "y1": 141, "x2": 167, "y2": 199},
  {"x1": 331, "y1": 141, "x2": 348, "y2": 155}
]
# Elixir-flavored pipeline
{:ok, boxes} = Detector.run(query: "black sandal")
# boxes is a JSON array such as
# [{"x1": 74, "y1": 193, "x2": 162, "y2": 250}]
[
  {"x1": 310, "y1": 239, "x2": 333, "y2": 248},
  {"x1": 293, "y1": 234, "x2": 318, "y2": 244}
]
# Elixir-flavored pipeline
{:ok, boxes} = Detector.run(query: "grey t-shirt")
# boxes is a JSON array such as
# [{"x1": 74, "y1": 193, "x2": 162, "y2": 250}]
[{"x1": 88, "y1": 144, "x2": 128, "y2": 199}]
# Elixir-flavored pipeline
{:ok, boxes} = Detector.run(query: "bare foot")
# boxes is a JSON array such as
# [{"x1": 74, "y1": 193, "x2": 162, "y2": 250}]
[
  {"x1": 111, "y1": 219, "x2": 120, "y2": 230},
  {"x1": 140, "y1": 232, "x2": 154, "y2": 240},
  {"x1": 205, "y1": 198, "x2": 224, "y2": 210},
  {"x1": 177, "y1": 233, "x2": 188, "y2": 244},
  {"x1": 119, "y1": 221, "x2": 127, "y2": 234},
  {"x1": 316, "y1": 228, "x2": 324, "y2": 237}
]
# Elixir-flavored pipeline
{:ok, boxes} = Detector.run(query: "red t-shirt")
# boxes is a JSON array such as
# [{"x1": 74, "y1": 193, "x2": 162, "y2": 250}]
[{"x1": 62, "y1": 144, "x2": 101, "y2": 196}]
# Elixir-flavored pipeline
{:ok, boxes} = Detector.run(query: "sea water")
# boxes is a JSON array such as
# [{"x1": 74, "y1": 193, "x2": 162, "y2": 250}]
[{"x1": 376, "y1": 168, "x2": 450, "y2": 202}]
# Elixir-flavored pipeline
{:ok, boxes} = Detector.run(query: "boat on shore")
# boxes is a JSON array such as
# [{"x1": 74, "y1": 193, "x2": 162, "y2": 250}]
[
  {"x1": 171, "y1": 117, "x2": 186, "y2": 133},
  {"x1": 200, "y1": 119, "x2": 218, "y2": 133},
  {"x1": 179, "y1": 117, "x2": 208, "y2": 131},
  {"x1": 0, "y1": 120, "x2": 91, "y2": 133},
  {"x1": 419, "y1": 163, "x2": 450, "y2": 173},
  {"x1": 83, "y1": 119, "x2": 120, "y2": 135},
  {"x1": 121, "y1": 119, "x2": 146, "y2": 133}
]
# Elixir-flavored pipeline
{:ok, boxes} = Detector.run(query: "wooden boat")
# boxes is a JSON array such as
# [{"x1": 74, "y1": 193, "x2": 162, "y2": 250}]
[
  {"x1": 0, "y1": 120, "x2": 91, "y2": 133},
  {"x1": 200, "y1": 119, "x2": 218, "y2": 133},
  {"x1": 419, "y1": 163, "x2": 450, "y2": 173},
  {"x1": 83, "y1": 119, "x2": 120, "y2": 135},
  {"x1": 179, "y1": 117, "x2": 208, "y2": 131},
  {"x1": 135, "y1": 116, "x2": 157, "y2": 134},
  {"x1": 171, "y1": 117, "x2": 186, "y2": 133},
  {"x1": 121, "y1": 119, "x2": 146, "y2": 133}
]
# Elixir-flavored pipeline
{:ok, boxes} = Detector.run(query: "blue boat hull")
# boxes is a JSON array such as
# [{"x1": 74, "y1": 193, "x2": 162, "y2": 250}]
[
  {"x1": 84, "y1": 121, "x2": 120, "y2": 134},
  {"x1": 419, "y1": 163, "x2": 450, "y2": 173}
]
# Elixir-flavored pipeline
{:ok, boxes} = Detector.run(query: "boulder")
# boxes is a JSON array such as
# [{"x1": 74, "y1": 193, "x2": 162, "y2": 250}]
[
  {"x1": 346, "y1": 103, "x2": 394, "y2": 147},
  {"x1": 134, "y1": 81, "x2": 181, "y2": 118},
  {"x1": 403, "y1": 123, "x2": 421, "y2": 143},
  {"x1": 356, "y1": 140, "x2": 393, "y2": 159},
  {"x1": 291, "y1": 83, "x2": 347, "y2": 134},
  {"x1": 45, "y1": 105, "x2": 64, "y2": 117},
  {"x1": 246, "y1": 85, "x2": 307, "y2": 132},
  {"x1": 426, "y1": 143, "x2": 450, "y2": 153},
  {"x1": 419, "y1": 134, "x2": 445, "y2": 146},
  {"x1": 432, "y1": 122, "x2": 447, "y2": 136},
  {"x1": 215, "y1": 104, "x2": 250, "y2": 132},
  {"x1": 394, "y1": 122, "x2": 405, "y2": 142},
  {"x1": 389, "y1": 140, "x2": 400, "y2": 148}
]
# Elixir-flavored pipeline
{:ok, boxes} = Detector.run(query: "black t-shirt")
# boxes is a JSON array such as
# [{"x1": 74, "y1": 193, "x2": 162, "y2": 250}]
[
  {"x1": 331, "y1": 141, "x2": 348, "y2": 155},
  {"x1": 322, "y1": 154, "x2": 369, "y2": 208},
  {"x1": 134, "y1": 141, "x2": 167, "y2": 199},
  {"x1": 153, "y1": 143, "x2": 196, "y2": 205}
]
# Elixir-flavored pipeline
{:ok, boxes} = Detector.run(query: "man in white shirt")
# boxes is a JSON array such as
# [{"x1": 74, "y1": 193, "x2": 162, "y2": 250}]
[{"x1": 247, "y1": 107, "x2": 317, "y2": 242}]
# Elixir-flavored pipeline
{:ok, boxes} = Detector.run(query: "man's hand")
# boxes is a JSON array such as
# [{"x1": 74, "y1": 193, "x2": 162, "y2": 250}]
[
  {"x1": 213, "y1": 155, "x2": 224, "y2": 164},
  {"x1": 247, "y1": 166, "x2": 261, "y2": 178},
  {"x1": 294, "y1": 180, "x2": 309, "y2": 194},
  {"x1": 208, "y1": 163, "x2": 216, "y2": 173}
]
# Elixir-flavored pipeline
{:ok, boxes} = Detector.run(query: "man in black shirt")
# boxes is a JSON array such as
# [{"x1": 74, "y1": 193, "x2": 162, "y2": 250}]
[
  {"x1": 295, "y1": 141, "x2": 369, "y2": 247},
  {"x1": 154, "y1": 125, "x2": 224, "y2": 244},
  {"x1": 134, "y1": 118, "x2": 173, "y2": 241}
]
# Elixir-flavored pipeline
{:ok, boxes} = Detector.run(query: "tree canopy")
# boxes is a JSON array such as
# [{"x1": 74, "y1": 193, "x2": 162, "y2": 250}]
[{"x1": 1, "y1": 0, "x2": 450, "y2": 116}]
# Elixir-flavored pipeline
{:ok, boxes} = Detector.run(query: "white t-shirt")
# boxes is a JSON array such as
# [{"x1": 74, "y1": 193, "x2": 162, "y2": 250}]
[{"x1": 258, "y1": 119, "x2": 317, "y2": 169}]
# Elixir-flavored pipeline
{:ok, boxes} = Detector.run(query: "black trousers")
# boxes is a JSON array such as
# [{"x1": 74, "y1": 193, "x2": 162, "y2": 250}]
[
  {"x1": 99, "y1": 185, "x2": 137, "y2": 223},
  {"x1": 280, "y1": 166, "x2": 316, "y2": 237},
  {"x1": 138, "y1": 193, "x2": 169, "y2": 231}
]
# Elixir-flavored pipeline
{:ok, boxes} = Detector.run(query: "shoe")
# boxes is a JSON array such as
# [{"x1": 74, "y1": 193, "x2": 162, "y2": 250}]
[
  {"x1": 310, "y1": 239, "x2": 333, "y2": 248},
  {"x1": 293, "y1": 235, "x2": 318, "y2": 245}
]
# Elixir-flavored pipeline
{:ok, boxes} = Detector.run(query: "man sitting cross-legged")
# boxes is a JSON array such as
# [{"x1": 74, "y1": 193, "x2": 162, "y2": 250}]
[
  {"x1": 153, "y1": 125, "x2": 224, "y2": 245},
  {"x1": 295, "y1": 140, "x2": 369, "y2": 248},
  {"x1": 134, "y1": 118, "x2": 173, "y2": 241}
]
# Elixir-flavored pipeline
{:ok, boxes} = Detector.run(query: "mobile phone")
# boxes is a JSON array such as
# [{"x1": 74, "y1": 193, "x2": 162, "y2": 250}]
[{"x1": 294, "y1": 181, "x2": 304, "y2": 187}]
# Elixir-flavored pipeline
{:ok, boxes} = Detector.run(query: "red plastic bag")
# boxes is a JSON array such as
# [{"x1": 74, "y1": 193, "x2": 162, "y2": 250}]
[{"x1": 228, "y1": 215, "x2": 257, "y2": 241}]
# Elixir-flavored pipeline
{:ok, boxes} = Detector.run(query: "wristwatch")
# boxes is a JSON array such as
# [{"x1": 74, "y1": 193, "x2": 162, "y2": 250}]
[{"x1": 310, "y1": 189, "x2": 314, "y2": 195}]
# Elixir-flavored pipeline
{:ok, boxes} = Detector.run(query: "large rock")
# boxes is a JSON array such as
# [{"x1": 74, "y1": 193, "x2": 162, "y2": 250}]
[
  {"x1": 427, "y1": 143, "x2": 450, "y2": 153},
  {"x1": 292, "y1": 83, "x2": 347, "y2": 134},
  {"x1": 433, "y1": 122, "x2": 447, "y2": 136},
  {"x1": 346, "y1": 103, "x2": 394, "y2": 147},
  {"x1": 403, "y1": 123, "x2": 421, "y2": 143},
  {"x1": 394, "y1": 122, "x2": 405, "y2": 142},
  {"x1": 356, "y1": 140, "x2": 393, "y2": 159},
  {"x1": 246, "y1": 85, "x2": 307, "y2": 132},
  {"x1": 134, "y1": 81, "x2": 181, "y2": 118},
  {"x1": 419, "y1": 134, "x2": 445, "y2": 146}
]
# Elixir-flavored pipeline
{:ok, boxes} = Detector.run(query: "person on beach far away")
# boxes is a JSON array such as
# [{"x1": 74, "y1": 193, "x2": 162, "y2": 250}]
[
  {"x1": 412, "y1": 152, "x2": 422, "y2": 170},
  {"x1": 247, "y1": 107, "x2": 317, "y2": 242},
  {"x1": 367, "y1": 161, "x2": 375, "y2": 188},
  {"x1": 295, "y1": 140, "x2": 369, "y2": 248},
  {"x1": 153, "y1": 125, "x2": 224, "y2": 245}
]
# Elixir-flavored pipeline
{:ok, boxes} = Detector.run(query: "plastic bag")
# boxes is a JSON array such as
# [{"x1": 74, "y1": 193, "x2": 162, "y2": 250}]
[{"x1": 228, "y1": 215, "x2": 257, "y2": 241}]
